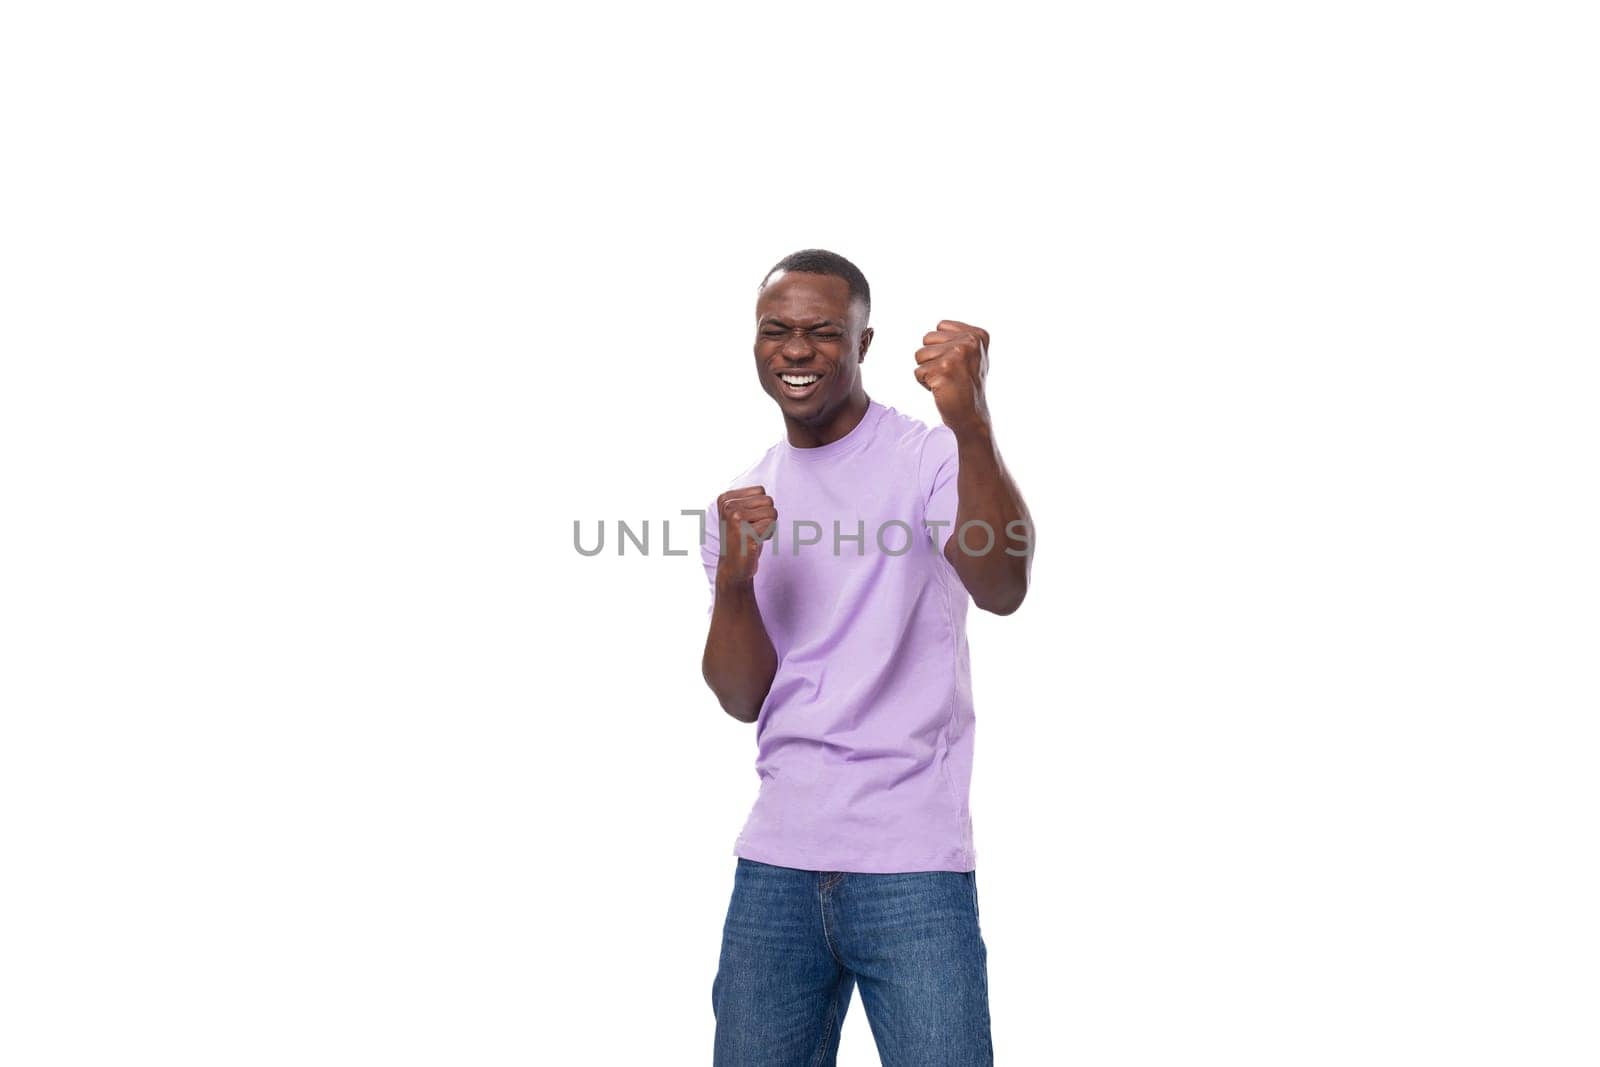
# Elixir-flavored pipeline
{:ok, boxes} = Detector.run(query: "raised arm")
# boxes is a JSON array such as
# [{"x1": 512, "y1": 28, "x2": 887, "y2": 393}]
[
  {"x1": 701, "y1": 487, "x2": 780, "y2": 723},
  {"x1": 915, "y1": 320, "x2": 1034, "y2": 616}
]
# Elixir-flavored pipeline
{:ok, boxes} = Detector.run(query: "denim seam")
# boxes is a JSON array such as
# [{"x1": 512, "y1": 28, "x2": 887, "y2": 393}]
[
  {"x1": 809, "y1": 976, "x2": 845, "y2": 1067},
  {"x1": 817, "y1": 882, "x2": 845, "y2": 966}
]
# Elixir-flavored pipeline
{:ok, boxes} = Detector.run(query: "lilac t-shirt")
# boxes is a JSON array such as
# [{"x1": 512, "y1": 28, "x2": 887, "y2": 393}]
[{"x1": 701, "y1": 398, "x2": 976, "y2": 873}]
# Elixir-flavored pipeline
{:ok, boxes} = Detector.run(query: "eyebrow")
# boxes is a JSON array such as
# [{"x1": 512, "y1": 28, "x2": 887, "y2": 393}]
[{"x1": 760, "y1": 318, "x2": 844, "y2": 330}]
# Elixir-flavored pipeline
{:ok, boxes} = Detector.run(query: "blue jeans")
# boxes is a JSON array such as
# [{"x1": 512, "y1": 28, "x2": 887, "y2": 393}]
[{"x1": 712, "y1": 857, "x2": 994, "y2": 1065}]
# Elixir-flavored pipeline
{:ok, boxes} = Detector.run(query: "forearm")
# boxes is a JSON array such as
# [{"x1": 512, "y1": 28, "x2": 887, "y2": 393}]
[
  {"x1": 946, "y1": 424, "x2": 1034, "y2": 615},
  {"x1": 701, "y1": 577, "x2": 778, "y2": 723}
]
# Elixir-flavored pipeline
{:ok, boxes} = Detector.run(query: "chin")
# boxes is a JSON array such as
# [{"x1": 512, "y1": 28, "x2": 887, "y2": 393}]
[{"x1": 786, "y1": 396, "x2": 828, "y2": 419}]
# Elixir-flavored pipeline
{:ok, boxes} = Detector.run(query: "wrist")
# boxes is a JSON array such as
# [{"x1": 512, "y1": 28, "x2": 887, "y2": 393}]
[
  {"x1": 943, "y1": 394, "x2": 994, "y2": 440},
  {"x1": 949, "y1": 416, "x2": 995, "y2": 447},
  {"x1": 715, "y1": 570, "x2": 757, "y2": 595}
]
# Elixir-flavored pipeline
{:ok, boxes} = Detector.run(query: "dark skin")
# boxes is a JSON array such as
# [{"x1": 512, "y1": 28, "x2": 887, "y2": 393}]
[{"x1": 702, "y1": 271, "x2": 1034, "y2": 723}]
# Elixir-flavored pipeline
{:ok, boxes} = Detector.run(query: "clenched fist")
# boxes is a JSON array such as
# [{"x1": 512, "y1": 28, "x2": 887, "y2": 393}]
[
  {"x1": 914, "y1": 319, "x2": 991, "y2": 435},
  {"x1": 715, "y1": 485, "x2": 777, "y2": 585}
]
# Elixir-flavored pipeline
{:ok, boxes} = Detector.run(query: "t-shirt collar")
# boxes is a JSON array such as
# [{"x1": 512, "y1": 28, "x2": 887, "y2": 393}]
[{"x1": 780, "y1": 398, "x2": 885, "y2": 463}]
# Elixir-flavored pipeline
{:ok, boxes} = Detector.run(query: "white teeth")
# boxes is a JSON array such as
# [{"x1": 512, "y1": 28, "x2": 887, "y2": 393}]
[{"x1": 781, "y1": 374, "x2": 820, "y2": 386}]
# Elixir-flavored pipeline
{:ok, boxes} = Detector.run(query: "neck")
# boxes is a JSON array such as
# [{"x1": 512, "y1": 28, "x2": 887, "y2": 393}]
[{"x1": 784, "y1": 391, "x2": 871, "y2": 449}]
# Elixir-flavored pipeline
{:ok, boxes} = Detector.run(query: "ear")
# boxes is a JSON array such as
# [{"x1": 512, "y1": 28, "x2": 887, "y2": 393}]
[{"x1": 857, "y1": 326, "x2": 874, "y2": 364}]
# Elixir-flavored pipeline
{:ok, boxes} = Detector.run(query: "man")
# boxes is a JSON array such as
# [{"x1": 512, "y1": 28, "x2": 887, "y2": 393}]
[{"x1": 700, "y1": 249, "x2": 1033, "y2": 1065}]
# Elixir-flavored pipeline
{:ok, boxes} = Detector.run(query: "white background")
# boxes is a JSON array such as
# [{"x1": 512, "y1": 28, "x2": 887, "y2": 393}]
[{"x1": 3, "y1": 2, "x2": 1596, "y2": 1064}]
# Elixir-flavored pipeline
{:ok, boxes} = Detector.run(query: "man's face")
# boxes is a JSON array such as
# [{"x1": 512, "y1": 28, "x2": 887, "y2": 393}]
[{"x1": 753, "y1": 271, "x2": 873, "y2": 424}]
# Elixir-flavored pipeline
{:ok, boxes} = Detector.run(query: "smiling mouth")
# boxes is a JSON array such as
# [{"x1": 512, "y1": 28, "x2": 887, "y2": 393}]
[{"x1": 777, "y1": 372, "x2": 823, "y2": 396}]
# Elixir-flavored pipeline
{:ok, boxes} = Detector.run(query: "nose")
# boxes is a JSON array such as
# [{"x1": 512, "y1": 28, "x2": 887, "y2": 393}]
[{"x1": 780, "y1": 333, "x2": 813, "y2": 361}]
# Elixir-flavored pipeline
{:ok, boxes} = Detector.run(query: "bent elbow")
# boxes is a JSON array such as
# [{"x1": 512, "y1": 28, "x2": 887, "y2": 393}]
[
  {"x1": 975, "y1": 579, "x2": 1028, "y2": 616},
  {"x1": 713, "y1": 687, "x2": 761, "y2": 723},
  {"x1": 703, "y1": 668, "x2": 761, "y2": 724}
]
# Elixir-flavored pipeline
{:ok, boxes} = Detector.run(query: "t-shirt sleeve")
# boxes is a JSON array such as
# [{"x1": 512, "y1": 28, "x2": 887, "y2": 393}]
[
  {"x1": 699, "y1": 494, "x2": 721, "y2": 618},
  {"x1": 921, "y1": 425, "x2": 961, "y2": 562}
]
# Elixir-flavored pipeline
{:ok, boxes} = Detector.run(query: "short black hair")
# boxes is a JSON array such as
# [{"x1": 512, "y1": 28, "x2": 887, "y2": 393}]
[{"x1": 759, "y1": 249, "x2": 871, "y2": 319}]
